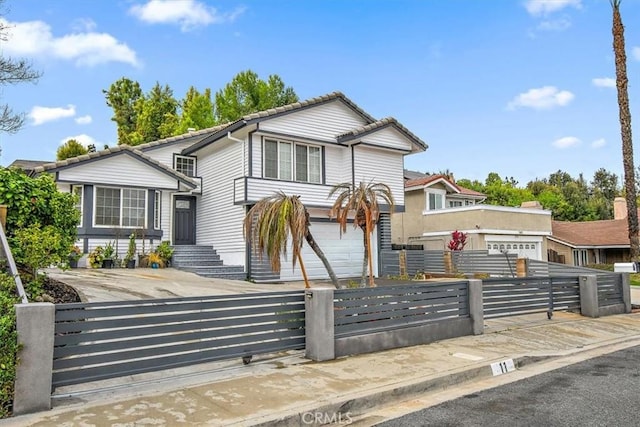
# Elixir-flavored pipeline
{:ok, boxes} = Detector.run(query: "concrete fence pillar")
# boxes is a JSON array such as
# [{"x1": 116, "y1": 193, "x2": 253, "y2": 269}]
[
  {"x1": 13, "y1": 302, "x2": 55, "y2": 415},
  {"x1": 467, "y1": 279, "x2": 484, "y2": 335},
  {"x1": 621, "y1": 273, "x2": 632, "y2": 313},
  {"x1": 305, "y1": 288, "x2": 335, "y2": 361},
  {"x1": 444, "y1": 251, "x2": 453, "y2": 274},
  {"x1": 579, "y1": 275, "x2": 599, "y2": 318}
]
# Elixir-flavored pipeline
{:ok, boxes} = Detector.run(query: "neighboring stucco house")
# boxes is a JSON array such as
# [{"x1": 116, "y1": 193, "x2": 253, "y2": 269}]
[
  {"x1": 391, "y1": 172, "x2": 552, "y2": 260},
  {"x1": 548, "y1": 198, "x2": 636, "y2": 266},
  {"x1": 19, "y1": 92, "x2": 427, "y2": 281}
]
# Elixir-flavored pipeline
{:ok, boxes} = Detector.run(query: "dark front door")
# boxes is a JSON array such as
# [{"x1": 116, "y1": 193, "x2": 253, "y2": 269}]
[{"x1": 174, "y1": 196, "x2": 196, "y2": 245}]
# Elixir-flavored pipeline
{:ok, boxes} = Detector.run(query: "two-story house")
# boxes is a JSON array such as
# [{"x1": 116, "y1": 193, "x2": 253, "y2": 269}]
[
  {"x1": 391, "y1": 172, "x2": 552, "y2": 260},
  {"x1": 24, "y1": 92, "x2": 427, "y2": 281}
]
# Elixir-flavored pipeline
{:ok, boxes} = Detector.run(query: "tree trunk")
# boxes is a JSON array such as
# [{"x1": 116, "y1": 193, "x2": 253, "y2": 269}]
[
  {"x1": 366, "y1": 226, "x2": 375, "y2": 287},
  {"x1": 360, "y1": 230, "x2": 367, "y2": 287},
  {"x1": 305, "y1": 230, "x2": 342, "y2": 288},
  {"x1": 297, "y1": 253, "x2": 310, "y2": 289},
  {"x1": 612, "y1": 1, "x2": 640, "y2": 260}
]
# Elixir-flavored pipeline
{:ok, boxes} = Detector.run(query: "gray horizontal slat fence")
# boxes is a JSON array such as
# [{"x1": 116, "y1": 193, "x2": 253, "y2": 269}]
[
  {"x1": 454, "y1": 252, "x2": 517, "y2": 276},
  {"x1": 333, "y1": 282, "x2": 469, "y2": 338},
  {"x1": 380, "y1": 250, "x2": 400, "y2": 276},
  {"x1": 406, "y1": 251, "x2": 426, "y2": 275},
  {"x1": 528, "y1": 260, "x2": 615, "y2": 277},
  {"x1": 482, "y1": 276, "x2": 580, "y2": 319},
  {"x1": 53, "y1": 290, "x2": 305, "y2": 389},
  {"x1": 423, "y1": 251, "x2": 446, "y2": 273},
  {"x1": 597, "y1": 274, "x2": 623, "y2": 307}
]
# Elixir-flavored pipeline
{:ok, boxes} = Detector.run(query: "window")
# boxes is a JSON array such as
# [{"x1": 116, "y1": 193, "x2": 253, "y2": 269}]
[
  {"x1": 264, "y1": 139, "x2": 322, "y2": 183},
  {"x1": 573, "y1": 249, "x2": 588, "y2": 266},
  {"x1": 175, "y1": 156, "x2": 196, "y2": 177},
  {"x1": 95, "y1": 187, "x2": 146, "y2": 228},
  {"x1": 154, "y1": 191, "x2": 161, "y2": 229},
  {"x1": 449, "y1": 200, "x2": 463, "y2": 208},
  {"x1": 427, "y1": 192, "x2": 444, "y2": 210},
  {"x1": 465, "y1": 200, "x2": 475, "y2": 206},
  {"x1": 72, "y1": 185, "x2": 83, "y2": 227}
]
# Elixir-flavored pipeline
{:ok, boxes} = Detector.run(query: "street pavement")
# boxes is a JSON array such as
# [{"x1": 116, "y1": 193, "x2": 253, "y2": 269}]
[{"x1": 4, "y1": 310, "x2": 640, "y2": 427}]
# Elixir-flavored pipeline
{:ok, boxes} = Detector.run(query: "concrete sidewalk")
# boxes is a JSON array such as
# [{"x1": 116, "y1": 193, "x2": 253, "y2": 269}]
[{"x1": 5, "y1": 311, "x2": 640, "y2": 427}]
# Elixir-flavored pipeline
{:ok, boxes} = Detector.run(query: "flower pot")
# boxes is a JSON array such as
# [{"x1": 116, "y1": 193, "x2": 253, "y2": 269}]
[
  {"x1": 69, "y1": 258, "x2": 78, "y2": 268},
  {"x1": 103, "y1": 259, "x2": 114, "y2": 269},
  {"x1": 126, "y1": 259, "x2": 136, "y2": 269},
  {"x1": 151, "y1": 262, "x2": 159, "y2": 269}
]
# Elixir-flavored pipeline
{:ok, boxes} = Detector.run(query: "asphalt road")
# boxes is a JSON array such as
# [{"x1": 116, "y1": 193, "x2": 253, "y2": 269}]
[{"x1": 378, "y1": 345, "x2": 640, "y2": 427}]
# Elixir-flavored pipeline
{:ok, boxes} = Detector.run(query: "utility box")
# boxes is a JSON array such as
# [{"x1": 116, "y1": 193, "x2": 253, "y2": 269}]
[{"x1": 613, "y1": 262, "x2": 638, "y2": 273}]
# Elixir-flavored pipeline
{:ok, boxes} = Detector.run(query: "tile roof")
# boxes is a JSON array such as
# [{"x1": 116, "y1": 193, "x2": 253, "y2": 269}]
[
  {"x1": 133, "y1": 124, "x2": 231, "y2": 150},
  {"x1": 404, "y1": 169, "x2": 429, "y2": 180},
  {"x1": 7, "y1": 159, "x2": 49, "y2": 171},
  {"x1": 242, "y1": 91, "x2": 376, "y2": 123},
  {"x1": 32, "y1": 145, "x2": 198, "y2": 187},
  {"x1": 337, "y1": 117, "x2": 428, "y2": 150},
  {"x1": 551, "y1": 219, "x2": 631, "y2": 247},
  {"x1": 404, "y1": 174, "x2": 486, "y2": 197}
]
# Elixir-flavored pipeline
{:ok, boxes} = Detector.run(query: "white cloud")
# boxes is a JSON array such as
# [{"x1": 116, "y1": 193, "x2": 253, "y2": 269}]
[
  {"x1": 633, "y1": 47, "x2": 640, "y2": 61},
  {"x1": 29, "y1": 105, "x2": 76, "y2": 126},
  {"x1": 591, "y1": 138, "x2": 606, "y2": 148},
  {"x1": 592, "y1": 77, "x2": 615, "y2": 88},
  {"x1": 1, "y1": 18, "x2": 139, "y2": 67},
  {"x1": 75, "y1": 115, "x2": 92, "y2": 125},
  {"x1": 129, "y1": 0, "x2": 246, "y2": 32},
  {"x1": 525, "y1": 0, "x2": 582, "y2": 16},
  {"x1": 71, "y1": 18, "x2": 97, "y2": 32},
  {"x1": 536, "y1": 17, "x2": 571, "y2": 32},
  {"x1": 59, "y1": 134, "x2": 100, "y2": 148},
  {"x1": 553, "y1": 136, "x2": 581, "y2": 149},
  {"x1": 507, "y1": 86, "x2": 574, "y2": 110}
]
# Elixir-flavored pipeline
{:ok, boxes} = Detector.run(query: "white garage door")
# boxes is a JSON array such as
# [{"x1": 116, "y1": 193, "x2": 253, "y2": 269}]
[
  {"x1": 279, "y1": 222, "x2": 368, "y2": 281},
  {"x1": 487, "y1": 241, "x2": 540, "y2": 260}
]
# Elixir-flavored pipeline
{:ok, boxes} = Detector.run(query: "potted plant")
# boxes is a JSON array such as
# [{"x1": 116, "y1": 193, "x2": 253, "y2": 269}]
[
  {"x1": 148, "y1": 252, "x2": 163, "y2": 269},
  {"x1": 102, "y1": 241, "x2": 115, "y2": 268},
  {"x1": 123, "y1": 233, "x2": 137, "y2": 268},
  {"x1": 155, "y1": 241, "x2": 174, "y2": 267},
  {"x1": 68, "y1": 245, "x2": 82, "y2": 268},
  {"x1": 88, "y1": 246, "x2": 105, "y2": 268}
]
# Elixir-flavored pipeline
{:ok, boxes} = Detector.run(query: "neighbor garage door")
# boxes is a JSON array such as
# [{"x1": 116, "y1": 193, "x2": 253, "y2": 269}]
[
  {"x1": 279, "y1": 222, "x2": 367, "y2": 281},
  {"x1": 487, "y1": 241, "x2": 540, "y2": 260}
]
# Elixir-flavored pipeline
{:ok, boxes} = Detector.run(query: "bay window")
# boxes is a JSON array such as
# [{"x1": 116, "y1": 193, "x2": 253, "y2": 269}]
[{"x1": 264, "y1": 138, "x2": 322, "y2": 183}]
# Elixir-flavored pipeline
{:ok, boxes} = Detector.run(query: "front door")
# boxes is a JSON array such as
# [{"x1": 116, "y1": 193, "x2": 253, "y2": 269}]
[{"x1": 174, "y1": 196, "x2": 196, "y2": 245}]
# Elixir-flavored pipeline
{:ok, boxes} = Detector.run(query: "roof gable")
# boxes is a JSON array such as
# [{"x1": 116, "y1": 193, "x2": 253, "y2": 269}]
[
  {"x1": 337, "y1": 117, "x2": 427, "y2": 152},
  {"x1": 404, "y1": 174, "x2": 485, "y2": 198}
]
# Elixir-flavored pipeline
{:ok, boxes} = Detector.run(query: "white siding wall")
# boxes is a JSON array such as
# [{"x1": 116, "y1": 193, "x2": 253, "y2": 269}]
[
  {"x1": 362, "y1": 126, "x2": 413, "y2": 151},
  {"x1": 160, "y1": 191, "x2": 172, "y2": 243},
  {"x1": 251, "y1": 132, "x2": 262, "y2": 177},
  {"x1": 259, "y1": 100, "x2": 368, "y2": 142},
  {"x1": 324, "y1": 145, "x2": 349, "y2": 185},
  {"x1": 353, "y1": 146, "x2": 405, "y2": 207},
  {"x1": 142, "y1": 141, "x2": 194, "y2": 168},
  {"x1": 196, "y1": 140, "x2": 247, "y2": 266},
  {"x1": 58, "y1": 154, "x2": 179, "y2": 189}
]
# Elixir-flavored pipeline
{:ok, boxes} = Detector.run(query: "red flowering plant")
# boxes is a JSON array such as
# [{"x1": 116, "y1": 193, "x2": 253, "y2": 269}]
[{"x1": 447, "y1": 230, "x2": 468, "y2": 251}]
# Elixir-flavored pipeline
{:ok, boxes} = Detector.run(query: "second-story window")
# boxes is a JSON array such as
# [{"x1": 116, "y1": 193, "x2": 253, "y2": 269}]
[
  {"x1": 264, "y1": 138, "x2": 322, "y2": 184},
  {"x1": 175, "y1": 156, "x2": 196, "y2": 177},
  {"x1": 426, "y1": 190, "x2": 445, "y2": 210}
]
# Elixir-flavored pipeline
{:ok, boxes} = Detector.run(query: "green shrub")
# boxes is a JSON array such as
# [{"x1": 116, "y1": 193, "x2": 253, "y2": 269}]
[
  {"x1": 154, "y1": 241, "x2": 174, "y2": 266},
  {"x1": 0, "y1": 272, "x2": 20, "y2": 418},
  {"x1": 88, "y1": 246, "x2": 105, "y2": 268}
]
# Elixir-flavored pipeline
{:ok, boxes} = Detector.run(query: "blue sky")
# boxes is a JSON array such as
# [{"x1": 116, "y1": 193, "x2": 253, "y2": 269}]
[{"x1": 2, "y1": 0, "x2": 640, "y2": 186}]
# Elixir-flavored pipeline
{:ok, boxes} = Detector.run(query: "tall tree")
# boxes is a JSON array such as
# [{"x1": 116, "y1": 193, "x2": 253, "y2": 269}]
[
  {"x1": 56, "y1": 139, "x2": 88, "y2": 160},
  {"x1": 215, "y1": 70, "x2": 298, "y2": 124},
  {"x1": 0, "y1": 1, "x2": 41, "y2": 134},
  {"x1": 130, "y1": 82, "x2": 178, "y2": 144},
  {"x1": 611, "y1": 0, "x2": 639, "y2": 259},
  {"x1": 330, "y1": 181, "x2": 395, "y2": 287},
  {"x1": 244, "y1": 192, "x2": 340, "y2": 289},
  {"x1": 176, "y1": 86, "x2": 215, "y2": 134},
  {"x1": 103, "y1": 77, "x2": 143, "y2": 145}
]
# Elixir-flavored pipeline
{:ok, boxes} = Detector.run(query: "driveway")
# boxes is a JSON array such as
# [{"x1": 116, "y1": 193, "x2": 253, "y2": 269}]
[{"x1": 45, "y1": 267, "x2": 310, "y2": 303}]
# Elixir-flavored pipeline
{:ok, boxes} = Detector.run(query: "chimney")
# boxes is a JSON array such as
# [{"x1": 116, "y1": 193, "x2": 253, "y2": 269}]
[{"x1": 614, "y1": 197, "x2": 627, "y2": 220}]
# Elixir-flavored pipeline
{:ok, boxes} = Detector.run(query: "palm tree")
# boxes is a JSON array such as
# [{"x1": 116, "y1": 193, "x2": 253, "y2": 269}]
[
  {"x1": 244, "y1": 192, "x2": 340, "y2": 288},
  {"x1": 611, "y1": 0, "x2": 639, "y2": 260},
  {"x1": 329, "y1": 181, "x2": 395, "y2": 287}
]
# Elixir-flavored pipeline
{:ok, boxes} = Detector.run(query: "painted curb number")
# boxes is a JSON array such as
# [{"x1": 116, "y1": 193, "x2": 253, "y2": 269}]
[{"x1": 490, "y1": 359, "x2": 516, "y2": 376}]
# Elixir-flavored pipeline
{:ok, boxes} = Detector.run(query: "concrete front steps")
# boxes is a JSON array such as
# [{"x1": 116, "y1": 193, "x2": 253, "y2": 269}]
[{"x1": 171, "y1": 245, "x2": 246, "y2": 280}]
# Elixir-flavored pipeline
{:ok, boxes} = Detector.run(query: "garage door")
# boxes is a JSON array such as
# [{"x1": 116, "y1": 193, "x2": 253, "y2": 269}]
[
  {"x1": 487, "y1": 241, "x2": 540, "y2": 260},
  {"x1": 279, "y1": 222, "x2": 367, "y2": 281}
]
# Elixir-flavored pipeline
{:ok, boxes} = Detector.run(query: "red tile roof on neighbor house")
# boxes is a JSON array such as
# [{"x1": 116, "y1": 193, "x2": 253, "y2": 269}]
[
  {"x1": 404, "y1": 174, "x2": 486, "y2": 197},
  {"x1": 551, "y1": 219, "x2": 631, "y2": 247}
]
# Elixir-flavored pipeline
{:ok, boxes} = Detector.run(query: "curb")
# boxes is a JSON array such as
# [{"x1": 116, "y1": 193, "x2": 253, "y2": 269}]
[{"x1": 246, "y1": 335, "x2": 640, "y2": 427}]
